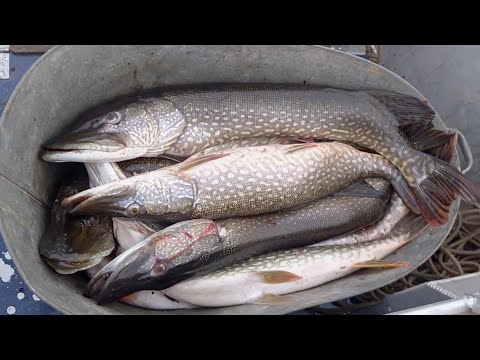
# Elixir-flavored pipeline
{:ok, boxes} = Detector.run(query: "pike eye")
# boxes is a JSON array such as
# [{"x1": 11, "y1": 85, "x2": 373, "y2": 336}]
[
  {"x1": 105, "y1": 112, "x2": 122, "y2": 125},
  {"x1": 151, "y1": 260, "x2": 168, "y2": 276},
  {"x1": 127, "y1": 203, "x2": 141, "y2": 217}
]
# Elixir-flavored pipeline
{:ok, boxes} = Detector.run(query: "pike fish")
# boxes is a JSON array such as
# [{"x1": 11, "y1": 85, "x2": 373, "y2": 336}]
[
  {"x1": 39, "y1": 180, "x2": 115, "y2": 274},
  {"x1": 41, "y1": 84, "x2": 480, "y2": 225},
  {"x1": 86, "y1": 179, "x2": 391, "y2": 304},
  {"x1": 161, "y1": 213, "x2": 429, "y2": 308},
  {"x1": 62, "y1": 142, "x2": 417, "y2": 223}
]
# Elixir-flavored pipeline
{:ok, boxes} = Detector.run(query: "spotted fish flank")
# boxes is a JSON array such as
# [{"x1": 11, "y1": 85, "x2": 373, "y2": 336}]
[{"x1": 63, "y1": 142, "x2": 413, "y2": 222}]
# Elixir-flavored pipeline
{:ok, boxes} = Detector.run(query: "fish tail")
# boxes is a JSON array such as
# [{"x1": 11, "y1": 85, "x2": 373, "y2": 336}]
[
  {"x1": 411, "y1": 155, "x2": 480, "y2": 226},
  {"x1": 366, "y1": 91, "x2": 435, "y2": 126}
]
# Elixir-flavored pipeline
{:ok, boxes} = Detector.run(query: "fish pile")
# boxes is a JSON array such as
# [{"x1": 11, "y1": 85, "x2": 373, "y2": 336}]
[{"x1": 38, "y1": 84, "x2": 480, "y2": 310}]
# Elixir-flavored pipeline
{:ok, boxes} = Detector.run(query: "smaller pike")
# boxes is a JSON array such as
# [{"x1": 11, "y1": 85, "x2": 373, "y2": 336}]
[
  {"x1": 39, "y1": 180, "x2": 115, "y2": 274},
  {"x1": 162, "y1": 214, "x2": 429, "y2": 308}
]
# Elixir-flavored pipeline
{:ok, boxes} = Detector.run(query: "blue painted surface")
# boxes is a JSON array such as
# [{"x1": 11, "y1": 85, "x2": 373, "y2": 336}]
[{"x1": 0, "y1": 53, "x2": 60, "y2": 315}]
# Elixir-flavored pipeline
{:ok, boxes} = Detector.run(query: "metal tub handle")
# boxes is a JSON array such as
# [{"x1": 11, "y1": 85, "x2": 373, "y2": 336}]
[{"x1": 455, "y1": 130, "x2": 473, "y2": 174}]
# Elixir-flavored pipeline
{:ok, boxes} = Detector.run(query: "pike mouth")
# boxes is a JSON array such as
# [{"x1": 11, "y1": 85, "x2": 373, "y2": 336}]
[
  {"x1": 42, "y1": 143, "x2": 126, "y2": 153},
  {"x1": 84, "y1": 238, "x2": 157, "y2": 301},
  {"x1": 43, "y1": 147, "x2": 78, "y2": 152},
  {"x1": 40, "y1": 131, "x2": 140, "y2": 162},
  {"x1": 85, "y1": 271, "x2": 114, "y2": 298},
  {"x1": 61, "y1": 182, "x2": 134, "y2": 217},
  {"x1": 40, "y1": 146, "x2": 148, "y2": 163},
  {"x1": 45, "y1": 257, "x2": 104, "y2": 275},
  {"x1": 44, "y1": 130, "x2": 127, "y2": 150}
]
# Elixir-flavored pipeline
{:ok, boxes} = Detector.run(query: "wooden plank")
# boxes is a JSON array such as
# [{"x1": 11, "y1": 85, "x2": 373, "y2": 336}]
[{"x1": 9, "y1": 45, "x2": 54, "y2": 54}]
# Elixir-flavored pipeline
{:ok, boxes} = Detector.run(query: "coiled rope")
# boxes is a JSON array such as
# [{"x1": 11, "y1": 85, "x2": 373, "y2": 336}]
[{"x1": 313, "y1": 204, "x2": 480, "y2": 314}]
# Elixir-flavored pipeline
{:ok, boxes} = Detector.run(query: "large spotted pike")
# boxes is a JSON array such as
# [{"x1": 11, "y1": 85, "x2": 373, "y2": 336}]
[
  {"x1": 41, "y1": 84, "x2": 479, "y2": 225},
  {"x1": 62, "y1": 142, "x2": 416, "y2": 223}
]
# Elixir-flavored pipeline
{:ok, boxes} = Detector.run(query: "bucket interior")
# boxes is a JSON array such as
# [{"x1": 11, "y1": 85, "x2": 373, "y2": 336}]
[{"x1": 0, "y1": 45, "x2": 459, "y2": 314}]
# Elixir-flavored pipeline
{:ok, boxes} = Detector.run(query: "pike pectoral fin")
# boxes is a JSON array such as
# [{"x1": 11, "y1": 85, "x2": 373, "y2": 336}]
[
  {"x1": 284, "y1": 143, "x2": 318, "y2": 154},
  {"x1": 352, "y1": 260, "x2": 410, "y2": 269},
  {"x1": 176, "y1": 153, "x2": 230, "y2": 171},
  {"x1": 256, "y1": 270, "x2": 303, "y2": 284}
]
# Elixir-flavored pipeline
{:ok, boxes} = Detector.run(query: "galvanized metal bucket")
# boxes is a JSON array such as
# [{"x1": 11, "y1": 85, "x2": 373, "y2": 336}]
[{"x1": 0, "y1": 45, "x2": 469, "y2": 314}]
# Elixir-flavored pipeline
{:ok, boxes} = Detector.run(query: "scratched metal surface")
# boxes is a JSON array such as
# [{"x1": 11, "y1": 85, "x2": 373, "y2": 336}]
[
  {"x1": 0, "y1": 54, "x2": 59, "y2": 315},
  {"x1": 0, "y1": 52, "x2": 312, "y2": 315}
]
